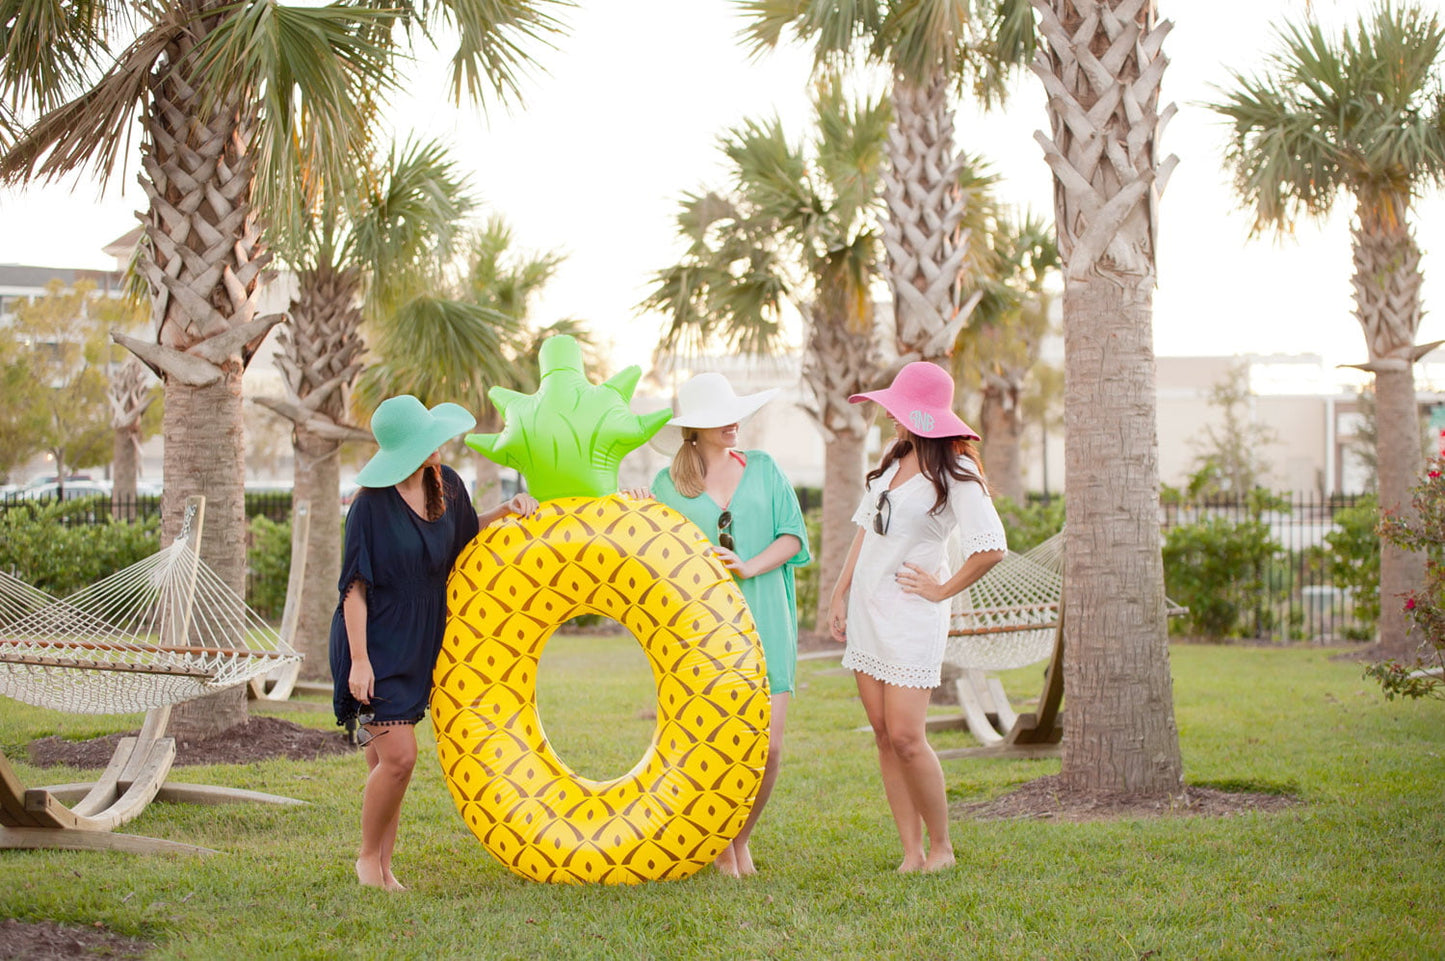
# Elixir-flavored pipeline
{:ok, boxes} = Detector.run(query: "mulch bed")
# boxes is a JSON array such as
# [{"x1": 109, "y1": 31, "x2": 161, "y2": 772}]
[
  {"x1": 26, "y1": 715, "x2": 355, "y2": 769},
  {"x1": 954, "y1": 774, "x2": 1300, "y2": 823},
  {"x1": 0, "y1": 919, "x2": 152, "y2": 960}
]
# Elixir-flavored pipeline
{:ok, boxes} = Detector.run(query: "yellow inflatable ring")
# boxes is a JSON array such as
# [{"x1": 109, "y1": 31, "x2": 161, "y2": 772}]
[{"x1": 432, "y1": 496, "x2": 770, "y2": 884}]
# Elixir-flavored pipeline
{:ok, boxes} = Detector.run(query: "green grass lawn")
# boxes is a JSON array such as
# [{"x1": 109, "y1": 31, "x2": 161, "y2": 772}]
[{"x1": 1, "y1": 640, "x2": 1442, "y2": 960}]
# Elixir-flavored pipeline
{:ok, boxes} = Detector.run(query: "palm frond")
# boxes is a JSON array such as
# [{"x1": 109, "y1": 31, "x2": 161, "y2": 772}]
[
  {"x1": 194, "y1": 1, "x2": 402, "y2": 221},
  {"x1": 421, "y1": 0, "x2": 572, "y2": 106},
  {"x1": 0, "y1": 0, "x2": 113, "y2": 113},
  {"x1": 357, "y1": 294, "x2": 521, "y2": 409},
  {"x1": 0, "y1": 14, "x2": 174, "y2": 185}
]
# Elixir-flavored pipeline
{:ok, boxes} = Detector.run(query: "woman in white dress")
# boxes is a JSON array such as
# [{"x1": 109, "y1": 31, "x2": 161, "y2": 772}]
[{"x1": 827, "y1": 362, "x2": 1007, "y2": 873}]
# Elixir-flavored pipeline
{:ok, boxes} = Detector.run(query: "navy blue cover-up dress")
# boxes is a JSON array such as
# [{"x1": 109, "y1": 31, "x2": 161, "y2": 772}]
[{"x1": 329, "y1": 466, "x2": 479, "y2": 726}]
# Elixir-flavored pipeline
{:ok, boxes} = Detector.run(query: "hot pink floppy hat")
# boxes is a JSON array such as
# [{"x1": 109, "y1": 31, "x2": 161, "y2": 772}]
[{"x1": 849, "y1": 362, "x2": 979, "y2": 440}]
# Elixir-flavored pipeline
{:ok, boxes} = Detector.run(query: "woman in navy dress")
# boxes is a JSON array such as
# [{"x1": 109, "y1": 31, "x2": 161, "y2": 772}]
[{"x1": 331, "y1": 394, "x2": 537, "y2": 891}]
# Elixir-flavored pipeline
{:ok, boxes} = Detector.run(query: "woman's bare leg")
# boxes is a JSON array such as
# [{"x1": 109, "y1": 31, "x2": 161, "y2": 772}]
[
  {"x1": 356, "y1": 723, "x2": 417, "y2": 891},
  {"x1": 879, "y1": 683, "x2": 954, "y2": 871},
  {"x1": 855, "y1": 672, "x2": 926, "y2": 871},
  {"x1": 722, "y1": 693, "x2": 789, "y2": 877}
]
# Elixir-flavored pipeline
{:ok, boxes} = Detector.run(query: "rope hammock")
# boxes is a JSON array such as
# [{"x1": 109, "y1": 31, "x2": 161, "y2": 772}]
[
  {"x1": 947, "y1": 532, "x2": 1065, "y2": 671},
  {"x1": 0, "y1": 570, "x2": 54, "y2": 630},
  {"x1": 0, "y1": 501, "x2": 301, "y2": 715},
  {"x1": 946, "y1": 530, "x2": 1184, "y2": 672}
]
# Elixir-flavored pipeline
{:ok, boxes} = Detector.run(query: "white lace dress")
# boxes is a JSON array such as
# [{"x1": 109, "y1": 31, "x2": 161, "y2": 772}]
[{"x1": 842, "y1": 458, "x2": 1007, "y2": 688}]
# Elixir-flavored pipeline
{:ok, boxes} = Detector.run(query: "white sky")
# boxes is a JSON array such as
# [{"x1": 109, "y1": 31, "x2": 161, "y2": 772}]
[{"x1": 0, "y1": 0, "x2": 1441, "y2": 378}]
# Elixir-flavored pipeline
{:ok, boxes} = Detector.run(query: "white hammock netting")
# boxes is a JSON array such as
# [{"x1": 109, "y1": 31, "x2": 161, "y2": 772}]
[
  {"x1": 0, "y1": 530, "x2": 301, "y2": 715},
  {"x1": 946, "y1": 533, "x2": 1064, "y2": 671},
  {"x1": 946, "y1": 531, "x2": 1185, "y2": 672}
]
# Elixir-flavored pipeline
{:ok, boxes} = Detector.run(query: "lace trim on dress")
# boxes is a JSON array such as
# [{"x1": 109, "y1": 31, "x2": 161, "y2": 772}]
[
  {"x1": 842, "y1": 647, "x2": 940, "y2": 689},
  {"x1": 958, "y1": 529, "x2": 1008, "y2": 559}
]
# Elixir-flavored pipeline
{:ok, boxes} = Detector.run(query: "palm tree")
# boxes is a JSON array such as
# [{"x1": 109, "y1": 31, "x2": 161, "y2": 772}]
[
  {"x1": 739, "y1": 0, "x2": 1028, "y2": 366},
  {"x1": 953, "y1": 209, "x2": 1059, "y2": 504},
  {"x1": 643, "y1": 79, "x2": 890, "y2": 631},
  {"x1": 352, "y1": 217, "x2": 576, "y2": 488},
  {"x1": 1033, "y1": 0, "x2": 1184, "y2": 795},
  {"x1": 0, "y1": 0, "x2": 568, "y2": 735},
  {"x1": 257, "y1": 138, "x2": 478, "y2": 681},
  {"x1": 1210, "y1": 1, "x2": 1445, "y2": 662}
]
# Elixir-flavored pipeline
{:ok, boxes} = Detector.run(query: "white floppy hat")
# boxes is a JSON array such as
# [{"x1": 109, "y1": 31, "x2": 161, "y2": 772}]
[{"x1": 650, "y1": 372, "x2": 780, "y2": 456}]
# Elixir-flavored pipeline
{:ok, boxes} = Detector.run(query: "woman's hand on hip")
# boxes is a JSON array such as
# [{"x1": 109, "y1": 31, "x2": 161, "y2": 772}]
[{"x1": 896, "y1": 563, "x2": 946, "y2": 602}]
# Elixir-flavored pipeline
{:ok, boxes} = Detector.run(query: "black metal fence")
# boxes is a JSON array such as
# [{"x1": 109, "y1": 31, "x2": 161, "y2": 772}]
[
  {"x1": 1159, "y1": 492, "x2": 1375, "y2": 643},
  {"x1": 0, "y1": 491, "x2": 294, "y2": 525}
]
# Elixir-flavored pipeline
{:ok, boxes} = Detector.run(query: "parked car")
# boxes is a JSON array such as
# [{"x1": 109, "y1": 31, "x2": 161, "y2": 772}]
[{"x1": 19, "y1": 480, "x2": 112, "y2": 501}]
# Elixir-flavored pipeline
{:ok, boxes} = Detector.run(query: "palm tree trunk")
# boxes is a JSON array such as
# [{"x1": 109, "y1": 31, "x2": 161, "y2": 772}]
[
  {"x1": 473, "y1": 407, "x2": 505, "y2": 503},
  {"x1": 164, "y1": 372, "x2": 251, "y2": 736},
  {"x1": 123, "y1": 8, "x2": 277, "y2": 738},
  {"x1": 800, "y1": 301, "x2": 880, "y2": 633},
  {"x1": 264, "y1": 264, "x2": 368, "y2": 681},
  {"x1": 980, "y1": 379, "x2": 1026, "y2": 504},
  {"x1": 883, "y1": 68, "x2": 974, "y2": 364},
  {"x1": 293, "y1": 427, "x2": 343, "y2": 680},
  {"x1": 1350, "y1": 213, "x2": 1428, "y2": 661},
  {"x1": 1034, "y1": 0, "x2": 1183, "y2": 795},
  {"x1": 110, "y1": 357, "x2": 152, "y2": 521}
]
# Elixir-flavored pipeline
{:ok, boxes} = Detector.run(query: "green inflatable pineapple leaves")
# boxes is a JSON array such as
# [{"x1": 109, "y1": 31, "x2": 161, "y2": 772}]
[{"x1": 466, "y1": 335, "x2": 672, "y2": 502}]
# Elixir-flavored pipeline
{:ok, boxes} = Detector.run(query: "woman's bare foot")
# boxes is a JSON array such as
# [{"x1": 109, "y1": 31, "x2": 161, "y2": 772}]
[
  {"x1": 897, "y1": 854, "x2": 925, "y2": 874},
  {"x1": 922, "y1": 850, "x2": 956, "y2": 873},
  {"x1": 734, "y1": 842, "x2": 756, "y2": 877},
  {"x1": 714, "y1": 845, "x2": 742, "y2": 878},
  {"x1": 355, "y1": 856, "x2": 386, "y2": 888},
  {"x1": 382, "y1": 868, "x2": 407, "y2": 892}
]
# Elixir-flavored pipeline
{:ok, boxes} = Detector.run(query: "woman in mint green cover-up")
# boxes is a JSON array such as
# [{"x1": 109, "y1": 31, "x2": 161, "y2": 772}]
[{"x1": 649, "y1": 372, "x2": 810, "y2": 878}]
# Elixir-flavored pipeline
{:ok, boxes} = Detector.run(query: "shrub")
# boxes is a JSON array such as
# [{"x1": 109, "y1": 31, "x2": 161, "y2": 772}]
[
  {"x1": 792, "y1": 506, "x2": 823, "y2": 632},
  {"x1": 993, "y1": 495, "x2": 1065, "y2": 555},
  {"x1": 246, "y1": 514, "x2": 292, "y2": 623},
  {"x1": 0, "y1": 498, "x2": 160, "y2": 596},
  {"x1": 1372, "y1": 464, "x2": 1445, "y2": 699},
  {"x1": 1162, "y1": 515, "x2": 1281, "y2": 640},
  {"x1": 1324, "y1": 493, "x2": 1380, "y2": 630}
]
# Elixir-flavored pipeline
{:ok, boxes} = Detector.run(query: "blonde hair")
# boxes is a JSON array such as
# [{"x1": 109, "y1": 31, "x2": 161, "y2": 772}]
[{"x1": 670, "y1": 429, "x2": 708, "y2": 498}]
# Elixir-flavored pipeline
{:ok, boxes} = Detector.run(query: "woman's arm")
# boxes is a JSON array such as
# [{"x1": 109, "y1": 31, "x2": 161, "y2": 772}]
[
  {"x1": 478, "y1": 493, "x2": 539, "y2": 526},
  {"x1": 343, "y1": 581, "x2": 374, "y2": 705},
  {"x1": 826, "y1": 527, "x2": 867, "y2": 643},
  {"x1": 713, "y1": 534, "x2": 801, "y2": 580},
  {"x1": 896, "y1": 549, "x2": 1006, "y2": 603}
]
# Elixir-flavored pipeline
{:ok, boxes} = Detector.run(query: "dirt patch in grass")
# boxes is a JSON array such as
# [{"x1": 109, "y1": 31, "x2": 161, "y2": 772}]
[
  {"x1": 0, "y1": 919, "x2": 152, "y2": 960},
  {"x1": 955, "y1": 774, "x2": 1300, "y2": 823},
  {"x1": 26, "y1": 715, "x2": 355, "y2": 769}
]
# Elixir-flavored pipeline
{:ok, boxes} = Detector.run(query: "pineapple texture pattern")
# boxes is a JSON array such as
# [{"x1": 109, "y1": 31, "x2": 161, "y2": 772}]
[{"x1": 432, "y1": 495, "x2": 770, "y2": 884}]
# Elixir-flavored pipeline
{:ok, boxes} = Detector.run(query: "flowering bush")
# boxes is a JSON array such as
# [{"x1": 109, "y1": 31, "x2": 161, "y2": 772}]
[{"x1": 1370, "y1": 461, "x2": 1445, "y2": 699}]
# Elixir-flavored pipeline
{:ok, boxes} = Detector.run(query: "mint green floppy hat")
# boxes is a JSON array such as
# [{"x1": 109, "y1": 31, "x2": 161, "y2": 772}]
[{"x1": 354, "y1": 395, "x2": 476, "y2": 488}]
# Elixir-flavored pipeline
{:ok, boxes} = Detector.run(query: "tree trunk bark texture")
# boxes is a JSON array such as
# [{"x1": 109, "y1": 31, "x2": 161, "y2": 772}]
[
  {"x1": 269, "y1": 264, "x2": 368, "y2": 682},
  {"x1": 980, "y1": 380, "x2": 1026, "y2": 504},
  {"x1": 1350, "y1": 213, "x2": 1427, "y2": 660},
  {"x1": 1034, "y1": 0, "x2": 1184, "y2": 795},
  {"x1": 799, "y1": 301, "x2": 880, "y2": 631},
  {"x1": 131, "y1": 7, "x2": 272, "y2": 738},
  {"x1": 883, "y1": 68, "x2": 972, "y2": 364},
  {"x1": 109, "y1": 356, "x2": 152, "y2": 517}
]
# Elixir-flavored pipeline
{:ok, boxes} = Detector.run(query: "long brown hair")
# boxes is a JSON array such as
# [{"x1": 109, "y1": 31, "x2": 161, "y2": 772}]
[
  {"x1": 423, "y1": 463, "x2": 446, "y2": 521},
  {"x1": 865, "y1": 432, "x2": 987, "y2": 515},
  {"x1": 670, "y1": 429, "x2": 708, "y2": 498}
]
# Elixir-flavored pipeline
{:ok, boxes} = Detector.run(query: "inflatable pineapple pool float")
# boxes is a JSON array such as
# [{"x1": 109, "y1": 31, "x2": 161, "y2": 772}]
[{"x1": 432, "y1": 335, "x2": 770, "y2": 884}]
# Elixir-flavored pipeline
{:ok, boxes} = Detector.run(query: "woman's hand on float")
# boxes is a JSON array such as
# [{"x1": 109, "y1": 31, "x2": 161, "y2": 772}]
[
  {"x1": 505, "y1": 493, "x2": 539, "y2": 518},
  {"x1": 348, "y1": 659, "x2": 375, "y2": 705},
  {"x1": 619, "y1": 488, "x2": 653, "y2": 500},
  {"x1": 896, "y1": 562, "x2": 946, "y2": 602},
  {"x1": 711, "y1": 545, "x2": 755, "y2": 578}
]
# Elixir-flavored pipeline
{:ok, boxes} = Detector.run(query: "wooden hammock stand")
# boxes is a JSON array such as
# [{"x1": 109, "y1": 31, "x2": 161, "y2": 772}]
[{"x1": 0, "y1": 496, "x2": 305, "y2": 856}]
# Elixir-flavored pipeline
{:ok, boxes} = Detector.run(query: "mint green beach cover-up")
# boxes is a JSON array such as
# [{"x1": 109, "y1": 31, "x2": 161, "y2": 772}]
[{"x1": 652, "y1": 451, "x2": 811, "y2": 694}]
